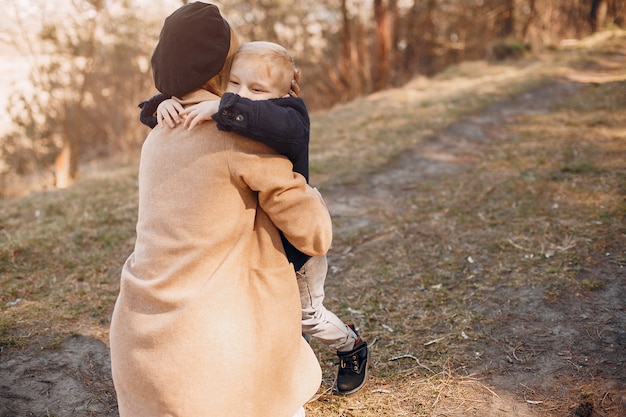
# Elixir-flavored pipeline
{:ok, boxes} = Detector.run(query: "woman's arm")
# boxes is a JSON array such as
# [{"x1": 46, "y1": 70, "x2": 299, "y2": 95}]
[{"x1": 229, "y1": 139, "x2": 332, "y2": 258}]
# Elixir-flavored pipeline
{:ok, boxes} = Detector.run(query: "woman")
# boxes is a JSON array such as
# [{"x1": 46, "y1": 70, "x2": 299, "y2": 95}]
[{"x1": 109, "y1": 3, "x2": 330, "y2": 416}]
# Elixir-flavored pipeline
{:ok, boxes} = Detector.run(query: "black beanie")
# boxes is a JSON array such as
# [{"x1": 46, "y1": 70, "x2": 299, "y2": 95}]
[{"x1": 151, "y1": 2, "x2": 231, "y2": 98}]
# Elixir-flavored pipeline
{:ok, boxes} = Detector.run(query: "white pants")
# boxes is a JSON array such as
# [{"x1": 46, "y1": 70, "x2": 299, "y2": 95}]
[
  {"x1": 292, "y1": 406, "x2": 305, "y2": 417},
  {"x1": 296, "y1": 255, "x2": 358, "y2": 352}
]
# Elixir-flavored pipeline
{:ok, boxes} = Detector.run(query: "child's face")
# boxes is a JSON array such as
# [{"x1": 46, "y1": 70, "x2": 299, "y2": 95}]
[{"x1": 227, "y1": 56, "x2": 286, "y2": 101}]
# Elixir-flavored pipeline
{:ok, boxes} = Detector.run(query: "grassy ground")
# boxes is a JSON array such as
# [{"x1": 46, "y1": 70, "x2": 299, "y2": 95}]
[
  {"x1": 1, "y1": 29, "x2": 625, "y2": 416},
  {"x1": 305, "y1": 30, "x2": 625, "y2": 417}
]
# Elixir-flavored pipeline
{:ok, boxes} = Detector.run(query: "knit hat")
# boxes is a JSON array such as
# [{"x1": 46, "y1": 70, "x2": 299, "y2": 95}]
[{"x1": 151, "y1": 2, "x2": 231, "y2": 98}]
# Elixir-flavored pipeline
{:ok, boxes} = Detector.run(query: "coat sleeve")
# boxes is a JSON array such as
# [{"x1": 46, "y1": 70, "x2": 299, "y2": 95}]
[
  {"x1": 227, "y1": 138, "x2": 332, "y2": 257},
  {"x1": 138, "y1": 92, "x2": 169, "y2": 129},
  {"x1": 212, "y1": 93, "x2": 310, "y2": 162}
]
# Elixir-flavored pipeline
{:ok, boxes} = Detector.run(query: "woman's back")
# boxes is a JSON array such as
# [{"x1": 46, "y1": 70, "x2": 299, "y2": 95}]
[{"x1": 110, "y1": 91, "x2": 330, "y2": 417}]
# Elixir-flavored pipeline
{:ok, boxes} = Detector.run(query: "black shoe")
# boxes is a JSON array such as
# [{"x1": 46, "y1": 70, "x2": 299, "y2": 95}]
[{"x1": 334, "y1": 324, "x2": 369, "y2": 395}]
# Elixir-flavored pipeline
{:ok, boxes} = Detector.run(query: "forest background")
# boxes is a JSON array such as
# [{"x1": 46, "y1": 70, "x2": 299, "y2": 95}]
[{"x1": 0, "y1": 0, "x2": 623, "y2": 199}]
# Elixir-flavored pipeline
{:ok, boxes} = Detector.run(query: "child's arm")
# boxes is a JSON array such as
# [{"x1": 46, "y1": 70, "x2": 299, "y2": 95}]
[
  {"x1": 148, "y1": 92, "x2": 310, "y2": 178},
  {"x1": 181, "y1": 100, "x2": 220, "y2": 130},
  {"x1": 148, "y1": 93, "x2": 309, "y2": 154},
  {"x1": 137, "y1": 93, "x2": 197, "y2": 129},
  {"x1": 151, "y1": 98, "x2": 219, "y2": 130},
  {"x1": 156, "y1": 99, "x2": 186, "y2": 128},
  {"x1": 212, "y1": 93, "x2": 310, "y2": 161},
  {"x1": 138, "y1": 93, "x2": 169, "y2": 129}
]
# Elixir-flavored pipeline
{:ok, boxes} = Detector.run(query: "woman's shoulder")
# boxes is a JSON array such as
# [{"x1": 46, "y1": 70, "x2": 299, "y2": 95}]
[{"x1": 226, "y1": 130, "x2": 282, "y2": 156}]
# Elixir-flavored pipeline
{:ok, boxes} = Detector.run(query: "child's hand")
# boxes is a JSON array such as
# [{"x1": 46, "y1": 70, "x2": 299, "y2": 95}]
[
  {"x1": 157, "y1": 99, "x2": 185, "y2": 128},
  {"x1": 181, "y1": 100, "x2": 220, "y2": 130}
]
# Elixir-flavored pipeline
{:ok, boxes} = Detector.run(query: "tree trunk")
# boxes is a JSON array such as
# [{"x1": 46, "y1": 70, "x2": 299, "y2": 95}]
[
  {"x1": 339, "y1": 0, "x2": 353, "y2": 96},
  {"x1": 501, "y1": 0, "x2": 516, "y2": 37},
  {"x1": 373, "y1": 0, "x2": 392, "y2": 91},
  {"x1": 520, "y1": 0, "x2": 537, "y2": 40},
  {"x1": 54, "y1": 140, "x2": 78, "y2": 189},
  {"x1": 590, "y1": 0, "x2": 608, "y2": 32},
  {"x1": 388, "y1": 0, "x2": 399, "y2": 85},
  {"x1": 404, "y1": 0, "x2": 437, "y2": 77},
  {"x1": 355, "y1": 19, "x2": 372, "y2": 94}
]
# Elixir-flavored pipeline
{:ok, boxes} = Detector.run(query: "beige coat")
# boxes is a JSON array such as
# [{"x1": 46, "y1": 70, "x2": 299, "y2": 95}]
[{"x1": 110, "y1": 90, "x2": 331, "y2": 417}]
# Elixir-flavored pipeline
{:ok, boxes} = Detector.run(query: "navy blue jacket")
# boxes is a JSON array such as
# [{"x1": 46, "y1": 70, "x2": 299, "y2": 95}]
[{"x1": 212, "y1": 93, "x2": 310, "y2": 182}]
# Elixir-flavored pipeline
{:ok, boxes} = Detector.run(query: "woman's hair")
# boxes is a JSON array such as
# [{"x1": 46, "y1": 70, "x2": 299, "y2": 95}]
[
  {"x1": 203, "y1": 28, "x2": 241, "y2": 96},
  {"x1": 235, "y1": 41, "x2": 301, "y2": 97}
]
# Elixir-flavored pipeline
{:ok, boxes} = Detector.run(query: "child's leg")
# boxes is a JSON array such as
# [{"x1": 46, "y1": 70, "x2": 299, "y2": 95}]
[
  {"x1": 298, "y1": 255, "x2": 370, "y2": 395},
  {"x1": 296, "y1": 255, "x2": 358, "y2": 351}
]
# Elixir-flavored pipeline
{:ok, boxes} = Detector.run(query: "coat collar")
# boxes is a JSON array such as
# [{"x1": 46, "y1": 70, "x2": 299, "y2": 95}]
[{"x1": 176, "y1": 89, "x2": 221, "y2": 106}]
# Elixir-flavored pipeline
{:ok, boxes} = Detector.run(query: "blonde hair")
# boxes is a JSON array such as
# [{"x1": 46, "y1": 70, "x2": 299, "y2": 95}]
[
  {"x1": 235, "y1": 41, "x2": 301, "y2": 97},
  {"x1": 203, "y1": 28, "x2": 241, "y2": 96}
]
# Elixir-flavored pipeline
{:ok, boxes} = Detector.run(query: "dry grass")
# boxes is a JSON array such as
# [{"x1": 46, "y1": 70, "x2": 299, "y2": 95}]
[
  {"x1": 1, "y1": 29, "x2": 625, "y2": 416},
  {"x1": 0, "y1": 166, "x2": 139, "y2": 346},
  {"x1": 306, "y1": 357, "x2": 538, "y2": 417},
  {"x1": 305, "y1": 29, "x2": 626, "y2": 416},
  {"x1": 309, "y1": 30, "x2": 624, "y2": 185}
]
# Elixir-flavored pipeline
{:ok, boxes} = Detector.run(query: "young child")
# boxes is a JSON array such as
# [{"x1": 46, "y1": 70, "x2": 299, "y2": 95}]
[{"x1": 139, "y1": 41, "x2": 369, "y2": 395}]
